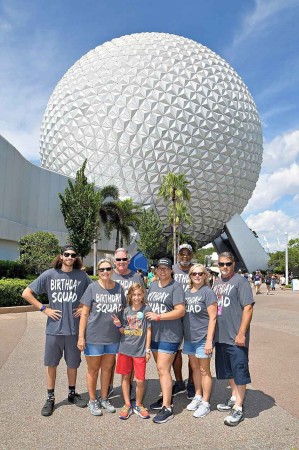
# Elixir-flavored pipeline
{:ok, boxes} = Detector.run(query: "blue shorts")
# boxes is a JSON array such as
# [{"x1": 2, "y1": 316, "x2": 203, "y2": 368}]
[
  {"x1": 84, "y1": 342, "x2": 119, "y2": 356},
  {"x1": 183, "y1": 338, "x2": 211, "y2": 359},
  {"x1": 151, "y1": 340, "x2": 180, "y2": 355},
  {"x1": 215, "y1": 343, "x2": 251, "y2": 385}
]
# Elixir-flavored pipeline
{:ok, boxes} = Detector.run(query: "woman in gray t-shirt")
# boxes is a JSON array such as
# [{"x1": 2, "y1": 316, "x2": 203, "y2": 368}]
[
  {"x1": 145, "y1": 258, "x2": 185, "y2": 424},
  {"x1": 183, "y1": 264, "x2": 217, "y2": 419},
  {"x1": 78, "y1": 258, "x2": 126, "y2": 416}
]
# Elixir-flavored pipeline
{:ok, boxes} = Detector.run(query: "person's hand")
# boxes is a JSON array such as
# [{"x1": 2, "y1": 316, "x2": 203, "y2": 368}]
[
  {"x1": 204, "y1": 339, "x2": 213, "y2": 355},
  {"x1": 77, "y1": 336, "x2": 85, "y2": 351},
  {"x1": 145, "y1": 311, "x2": 161, "y2": 321},
  {"x1": 146, "y1": 352, "x2": 151, "y2": 363},
  {"x1": 44, "y1": 308, "x2": 62, "y2": 320},
  {"x1": 235, "y1": 332, "x2": 246, "y2": 346},
  {"x1": 73, "y1": 307, "x2": 82, "y2": 318},
  {"x1": 111, "y1": 314, "x2": 121, "y2": 327}
]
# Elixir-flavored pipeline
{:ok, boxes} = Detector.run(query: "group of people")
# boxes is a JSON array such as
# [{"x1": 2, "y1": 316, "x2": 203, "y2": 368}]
[{"x1": 22, "y1": 243, "x2": 254, "y2": 427}]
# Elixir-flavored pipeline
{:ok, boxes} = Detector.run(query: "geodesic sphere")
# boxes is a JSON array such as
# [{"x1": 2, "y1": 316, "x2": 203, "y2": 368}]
[{"x1": 40, "y1": 32, "x2": 263, "y2": 246}]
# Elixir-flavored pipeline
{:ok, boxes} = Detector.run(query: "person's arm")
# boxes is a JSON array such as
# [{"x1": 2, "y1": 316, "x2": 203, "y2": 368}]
[
  {"x1": 145, "y1": 303, "x2": 185, "y2": 322},
  {"x1": 22, "y1": 287, "x2": 61, "y2": 320},
  {"x1": 145, "y1": 326, "x2": 152, "y2": 362},
  {"x1": 204, "y1": 303, "x2": 217, "y2": 355},
  {"x1": 77, "y1": 305, "x2": 90, "y2": 351},
  {"x1": 235, "y1": 304, "x2": 253, "y2": 346}
]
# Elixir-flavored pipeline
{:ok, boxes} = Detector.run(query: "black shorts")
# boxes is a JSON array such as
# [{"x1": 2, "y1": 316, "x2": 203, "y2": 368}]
[{"x1": 215, "y1": 343, "x2": 251, "y2": 385}]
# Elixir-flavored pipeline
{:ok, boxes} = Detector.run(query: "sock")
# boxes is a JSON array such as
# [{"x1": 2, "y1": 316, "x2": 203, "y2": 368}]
[
  {"x1": 69, "y1": 385, "x2": 76, "y2": 395},
  {"x1": 195, "y1": 394, "x2": 202, "y2": 400},
  {"x1": 234, "y1": 405, "x2": 243, "y2": 411},
  {"x1": 201, "y1": 400, "x2": 210, "y2": 407},
  {"x1": 230, "y1": 396, "x2": 236, "y2": 402},
  {"x1": 47, "y1": 389, "x2": 55, "y2": 400}
]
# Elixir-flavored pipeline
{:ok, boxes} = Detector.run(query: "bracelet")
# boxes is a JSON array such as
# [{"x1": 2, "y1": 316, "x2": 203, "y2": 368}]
[
  {"x1": 145, "y1": 349, "x2": 151, "y2": 354},
  {"x1": 40, "y1": 304, "x2": 46, "y2": 312},
  {"x1": 156, "y1": 314, "x2": 161, "y2": 321},
  {"x1": 115, "y1": 324, "x2": 123, "y2": 329}
]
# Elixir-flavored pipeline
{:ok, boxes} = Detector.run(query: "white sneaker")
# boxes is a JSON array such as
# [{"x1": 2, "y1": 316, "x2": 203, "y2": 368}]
[
  {"x1": 193, "y1": 402, "x2": 210, "y2": 418},
  {"x1": 100, "y1": 398, "x2": 116, "y2": 413},
  {"x1": 187, "y1": 395, "x2": 202, "y2": 411},
  {"x1": 88, "y1": 399, "x2": 103, "y2": 416}
]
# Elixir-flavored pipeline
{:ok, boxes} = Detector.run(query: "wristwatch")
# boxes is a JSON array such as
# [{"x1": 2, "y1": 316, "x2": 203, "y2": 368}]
[
  {"x1": 40, "y1": 304, "x2": 46, "y2": 312},
  {"x1": 145, "y1": 349, "x2": 151, "y2": 354}
]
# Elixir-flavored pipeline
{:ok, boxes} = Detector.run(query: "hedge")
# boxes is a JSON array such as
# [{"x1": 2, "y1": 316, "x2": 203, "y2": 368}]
[
  {"x1": 0, "y1": 279, "x2": 47, "y2": 307},
  {"x1": 0, "y1": 260, "x2": 28, "y2": 279}
]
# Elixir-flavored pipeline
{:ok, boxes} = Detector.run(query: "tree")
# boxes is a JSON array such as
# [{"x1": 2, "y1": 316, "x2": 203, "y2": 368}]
[
  {"x1": 168, "y1": 202, "x2": 192, "y2": 248},
  {"x1": 106, "y1": 198, "x2": 142, "y2": 249},
  {"x1": 268, "y1": 238, "x2": 299, "y2": 274},
  {"x1": 195, "y1": 246, "x2": 214, "y2": 265},
  {"x1": 59, "y1": 160, "x2": 102, "y2": 259},
  {"x1": 166, "y1": 232, "x2": 197, "y2": 255},
  {"x1": 19, "y1": 231, "x2": 60, "y2": 274},
  {"x1": 136, "y1": 209, "x2": 164, "y2": 263},
  {"x1": 158, "y1": 172, "x2": 191, "y2": 264}
]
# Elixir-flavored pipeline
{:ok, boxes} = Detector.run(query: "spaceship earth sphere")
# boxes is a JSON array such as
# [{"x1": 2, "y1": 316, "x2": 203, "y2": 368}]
[{"x1": 40, "y1": 32, "x2": 263, "y2": 246}]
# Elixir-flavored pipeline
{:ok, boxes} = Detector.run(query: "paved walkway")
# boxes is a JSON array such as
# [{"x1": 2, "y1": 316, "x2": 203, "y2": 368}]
[{"x1": 0, "y1": 288, "x2": 298, "y2": 449}]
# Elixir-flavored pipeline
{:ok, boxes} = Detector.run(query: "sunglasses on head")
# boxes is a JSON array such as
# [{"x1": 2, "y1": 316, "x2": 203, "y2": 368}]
[
  {"x1": 191, "y1": 272, "x2": 204, "y2": 276},
  {"x1": 63, "y1": 252, "x2": 77, "y2": 258},
  {"x1": 115, "y1": 258, "x2": 128, "y2": 262},
  {"x1": 218, "y1": 262, "x2": 233, "y2": 267},
  {"x1": 98, "y1": 267, "x2": 112, "y2": 272}
]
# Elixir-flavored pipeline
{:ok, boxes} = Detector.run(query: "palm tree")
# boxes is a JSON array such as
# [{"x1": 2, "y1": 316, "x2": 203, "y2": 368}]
[
  {"x1": 158, "y1": 172, "x2": 191, "y2": 264},
  {"x1": 98, "y1": 185, "x2": 122, "y2": 241},
  {"x1": 106, "y1": 198, "x2": 142, "y2": 249},
  {"x1": 168, "y1": 201, "x2": 192, "y2": 248}
]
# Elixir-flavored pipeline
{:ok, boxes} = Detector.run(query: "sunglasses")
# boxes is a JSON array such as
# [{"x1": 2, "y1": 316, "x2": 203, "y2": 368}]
[
  {"x1": 115, "y1": 258, "x2": 128, "y2": 262},
  {"x1": 63, "y1": 252, "x2": 77, "y2": 258},
  {"x1": 98, "y1": 267, "x2": 112, "y2": 272},
  {"x1": 218, "y1": 262, "x2": 233, "y2": 267},
  {"x1": 191, "y1": 272, "x2": 204, "y2": 276}
]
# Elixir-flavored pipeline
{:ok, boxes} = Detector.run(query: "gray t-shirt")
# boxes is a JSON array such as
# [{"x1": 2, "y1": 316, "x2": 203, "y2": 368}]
[
  {"x1": 119, "y1": 304, "x2": 152, "y2": 357},
  {"x1": 29, "y1": 268, "x2": 92, "y2": 336},
  {"x1": 112, "y1": 270, "x2": 144, "y2": 295},
  {"x1": 147, "y1": 280, "x2": 185, "y2": 343},
  {"x1": 213, "y1": 273, "x2": 254, "y2": 347},
  {"x1": 80, "y1": 281, "x2": 126, "y2": 345},
  {"x1": 172, "y1": 264, "x2": 191, "y2": 292},
  {"x1": 183, "y1": 285, "x2": 218, "y2": 342}
]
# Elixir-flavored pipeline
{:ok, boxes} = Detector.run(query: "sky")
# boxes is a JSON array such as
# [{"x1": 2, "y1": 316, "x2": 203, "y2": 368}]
[{"x1": 0, "y1": 0, "x2": 298, "y2": 252}]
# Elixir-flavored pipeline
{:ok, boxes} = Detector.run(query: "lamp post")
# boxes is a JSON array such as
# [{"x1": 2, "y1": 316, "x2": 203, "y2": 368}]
[{"x1": 285, "y1": 232, "x2": 289, "y2": 286}]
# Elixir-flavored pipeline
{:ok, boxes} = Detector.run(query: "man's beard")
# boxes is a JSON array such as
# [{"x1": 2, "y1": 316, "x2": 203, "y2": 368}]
[{"x1": 179, "y1": 260, "x2": 191, "y2": 267}]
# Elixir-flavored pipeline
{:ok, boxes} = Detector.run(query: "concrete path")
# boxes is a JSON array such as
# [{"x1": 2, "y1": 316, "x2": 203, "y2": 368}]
[{"x1": 0, "y1": 288, "x2": 298, "y2": 450}]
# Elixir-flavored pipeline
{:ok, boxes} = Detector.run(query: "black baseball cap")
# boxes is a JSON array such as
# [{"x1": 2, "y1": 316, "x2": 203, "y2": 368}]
[
  {"x1": 157, "y1": 258, "x2": 172, "y2": 268},
  {"x1": 61, "y1": 244, "x2": 77, "y2": 254}
]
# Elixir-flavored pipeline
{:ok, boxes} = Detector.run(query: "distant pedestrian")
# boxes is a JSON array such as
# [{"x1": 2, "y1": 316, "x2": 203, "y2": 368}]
[
  {"x1": 22, "y1": 244, "x2": 92, "y2": 417},
  {"x1": 253, "y1": 271, "x2": 262, "y2": 294},
  {"x1": 280, "y1": 275, "x2": 286, "y2": 290},
  {"x1": 265, "y1": 274, "x2": 271, "y2": 295}
]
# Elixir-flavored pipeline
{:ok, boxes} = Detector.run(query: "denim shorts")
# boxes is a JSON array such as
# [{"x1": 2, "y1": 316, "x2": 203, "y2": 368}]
[
  {"x1": 84, "y1": 342, "x2": 119, "y2": 356},
  {"x1": 151, "y1": 340, "x2": 180, "y2": 354},
  {"x1": 183, "y1": 338, "x2": 211, "y2": 359},
  {"x1": 215, "y1": 343, "x2": 251, "y2": 385}
]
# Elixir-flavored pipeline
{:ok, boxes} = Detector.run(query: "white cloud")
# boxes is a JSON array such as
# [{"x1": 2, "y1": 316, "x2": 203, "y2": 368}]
[
  {"x1": 263, "y1": 128, "x2": 299, "y2": 171},
  {"x1": 232, "y1": 0, "x2": 299, "y2": 47},
  {"x1": 245, "y1": 209, "x2": 298, "y2": 252},
  {"x1": 244, "y1": 162, "x2": 299, "y2": 214}
]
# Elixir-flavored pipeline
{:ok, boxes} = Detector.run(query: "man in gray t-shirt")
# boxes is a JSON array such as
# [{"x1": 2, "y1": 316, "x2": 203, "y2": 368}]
[
  {"x1": 213, "y1": 252, "x2": 254, "y2": 427},
  {"x1": 22, "y1": 244, "x2": 92, "y2": 417},
  {"x1": 111, "y1": 247, "x2": 144, "y2": 294}
]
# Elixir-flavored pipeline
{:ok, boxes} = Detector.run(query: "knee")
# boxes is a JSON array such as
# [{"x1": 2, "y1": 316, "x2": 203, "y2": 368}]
[
  {"x1": 199, "y1": 366, "x2": 211, "y2": 377},
  {"x1": 87, "y1": 366, "x2": 99, "y2": 378},
  {"x1": 135, "y1": 379, "x2": 144, "y2": 387},
  {"x1": 157, "y1": 364, "x2": 169, "y2": 377}
]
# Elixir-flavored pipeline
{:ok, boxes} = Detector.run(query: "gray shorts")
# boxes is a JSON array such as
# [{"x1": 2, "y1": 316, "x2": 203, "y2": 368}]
[{"x1": 44, "y1": 335, "x2": 81, "y2": 368}]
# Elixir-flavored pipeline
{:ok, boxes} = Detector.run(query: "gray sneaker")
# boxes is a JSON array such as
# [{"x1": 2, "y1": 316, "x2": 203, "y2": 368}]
[
  {"x1": 224, "y1": 407, "x2": 244, "y2": 426},
  {"x1": 187, "y1": 395, "x2": 202, "y2": 411},
  {"x1": 217, "y1": 398, "x2": 235, "y2": 412},
  {"x1": 100, "y1": 398, "x2": 116, "y2": 413},
  {"x1": 88, "y1": 399, "x2": 103, "y2": 416},
  {"x1": 193, "y1": 402, "x2": 210, "y2": 418}
]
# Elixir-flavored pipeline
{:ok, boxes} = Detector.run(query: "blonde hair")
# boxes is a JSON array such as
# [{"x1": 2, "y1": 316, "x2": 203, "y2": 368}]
[
  {"x1": 127, "y1": 283, "x2": 146, "y2": 307},
  {"x1": 188, "y1": 264, "x2": 209, "y2": 289},
  {"x1": 97, "y1": 258, "x2": 113, "y2": 270}
]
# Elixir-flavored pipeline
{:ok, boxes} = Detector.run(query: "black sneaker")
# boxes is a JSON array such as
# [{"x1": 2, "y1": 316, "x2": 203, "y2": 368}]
[
  {"x1": 68, "y1": 392, "x2": 87, "y2": 408},
  {"x1": 217, "y1": 398, "x2": 235, "y2": 412},
  {"x1": 41, "y1": 398, "x2": 55, "y2": 417},
  {"x1": 153, "y1": 406, "x2": 174, "y2": 424},
  {"x1": 150, "y1": 397, "x2": 163, "y2": 410},
  {"x1": 224, "y1": 407, "x2": 244, "y2": 426},
  {"x1": 172, "y1": 381, "x2": 186, "y2": 396},
  {"x1": 186, "y1": 382, "x2": 195, "y2": 399}
]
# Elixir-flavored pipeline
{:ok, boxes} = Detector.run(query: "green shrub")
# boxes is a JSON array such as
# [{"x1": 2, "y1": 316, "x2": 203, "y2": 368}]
[
  {"x1": 0, "y1": 279, "x2": 47, "y2": 307},
  {"x1": 0, "y1": 260, "x2": 28, "y2": 279}
]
